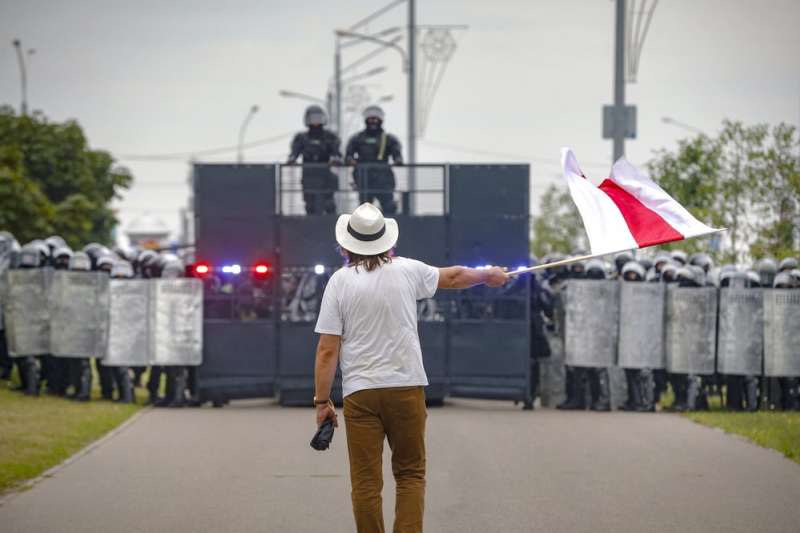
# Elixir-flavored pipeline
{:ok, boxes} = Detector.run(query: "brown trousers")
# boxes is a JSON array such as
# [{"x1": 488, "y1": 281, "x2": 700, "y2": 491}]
[{"x1": 344, "y1": 386, "x2": 427, "y2": 533}]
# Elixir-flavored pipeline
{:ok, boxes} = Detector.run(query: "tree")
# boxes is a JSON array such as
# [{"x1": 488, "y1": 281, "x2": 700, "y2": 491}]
[
  {"x1": 647, "y1": 121, "x2": 798, "y2": 264},
  {"x1": 0, "y1": 106, "x2": 132, "y2": 247},
  {"x1": 647, "y1": 133, "x2": 725, "y2": 260},
  {"x1": 531, "y1": 183, "x2": 587, "y2": 258},
  {"x1": 748, "y1": 123, "x2": 800, "y2": 260}
]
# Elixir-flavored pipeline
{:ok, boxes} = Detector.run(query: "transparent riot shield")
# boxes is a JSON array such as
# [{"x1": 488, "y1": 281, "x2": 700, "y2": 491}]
[
  {"x1": 763, "y1": 290, "x2": 800, "y2": 377},
  {"x1": 104, "y1": 280, "x2": 151, "y2": 367},
  {"x1": 665, "y1": 286, "x2": 717, "y2": 374},
  {"x1": 4, "y1": 268, "x2": 52, "y2": 356},
  {"x1": 50, "y1": 271, "x2": 110, "y2": 358},
  {"x1": 149, "y1": 279, "x2": 203, "y2": 366},
  {"x1": 564, "y1": 279, "x2": 620, "y2": 368},
  {"x1": 717, "y1": 288, "x2": 763, "y2": 376},
  {"x1": 617, "y1": 282, "x2": 666, "y2": 369}
]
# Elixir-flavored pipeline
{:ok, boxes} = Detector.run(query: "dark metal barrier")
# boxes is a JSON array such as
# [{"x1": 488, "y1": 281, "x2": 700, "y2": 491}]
[{"x1": 192, "y1": 162, "x2": 531, "y2": 407}]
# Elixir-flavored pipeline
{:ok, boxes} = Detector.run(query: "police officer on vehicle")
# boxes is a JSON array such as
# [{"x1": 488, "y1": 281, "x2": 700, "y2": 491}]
[
  {"x1": 346, "y1": 105, "x2": 403, "y2": 214},
  {"x1": 288, "y1": 105, "x2": 342, "y2": 215}
]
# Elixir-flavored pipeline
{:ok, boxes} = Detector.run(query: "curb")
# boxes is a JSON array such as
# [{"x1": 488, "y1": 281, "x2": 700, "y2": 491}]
[{"x1": 0, "y1": 406, "x2": 152, "y2": 507}]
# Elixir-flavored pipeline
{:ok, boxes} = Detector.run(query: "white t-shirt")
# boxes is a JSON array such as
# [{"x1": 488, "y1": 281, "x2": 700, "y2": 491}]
[{"x1": 314, "y1": 256, "x2": 440, "y2": 397}]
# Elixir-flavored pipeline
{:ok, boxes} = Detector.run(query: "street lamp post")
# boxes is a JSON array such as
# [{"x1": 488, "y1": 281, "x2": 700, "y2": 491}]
[
  {"x1": 661, "y1": 116, "x2": 703, "y2": 134},
  {"x1": 237, "y1": 105, "x2": 260, "y2": 164},
  {"x1": 12, "y1": 39, "x2": 31, "y2": 115}
]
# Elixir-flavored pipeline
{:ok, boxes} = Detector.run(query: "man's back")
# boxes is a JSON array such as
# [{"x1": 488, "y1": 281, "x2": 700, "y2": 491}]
[{"x1": 315, "y1": 257, "x2": 438, "y2": 397}]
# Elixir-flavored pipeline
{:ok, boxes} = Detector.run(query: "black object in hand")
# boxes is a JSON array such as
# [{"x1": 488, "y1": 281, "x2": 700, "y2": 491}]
[{"x1": 310, "y1": 418, "x2": 335, "y2": 451}]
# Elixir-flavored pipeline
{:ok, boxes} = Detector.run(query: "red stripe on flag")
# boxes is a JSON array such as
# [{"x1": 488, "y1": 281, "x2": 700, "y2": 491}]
[{"x1": 598, "y1": 179, "x2": 685, "y2": 248}]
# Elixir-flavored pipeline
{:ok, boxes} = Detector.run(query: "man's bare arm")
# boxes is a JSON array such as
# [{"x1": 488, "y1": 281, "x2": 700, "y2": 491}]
[{"x1": 438, "y1": 266, "x2": 509, "y2": 289}]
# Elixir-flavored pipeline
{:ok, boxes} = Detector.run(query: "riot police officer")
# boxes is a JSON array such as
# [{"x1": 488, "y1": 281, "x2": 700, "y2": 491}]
[
  {"x1": 619, "y1": 261, "x2": 655, "y2": 411},
  {"x1": 11, "y1": 243, "x2": 46, "y2": 394},
  {"x1": 109, "y1": 259, "x2": 135, "y2": 403},
  {"x1": 157, "y1": 257, "x2": 191, "y2": 408},
  {"x1": 756, "y1": 258, "x2": 778, "y2": 288},
  {"x1": 133, "y1": 249, "x2": 160, "y2": 388},
  {"x1": 778, "y1": 257, "x2": 798, "y2": 273},
  {"x1": 94, "y1": 254, "x2": 117, "y2": 400},
  {"x1": 66, "y1": 252, "x2": 93, "y2": 401},
  {"x1": 45, "y1": 246, "x2": 74, "y2": 396},
  {"x1": 773, "y1": 272, "x2": 799, "y2": 410},
  {"x1": 0, "y1": 232, "x2": 21, "y2": 380},
  {"x1": 719, "y1": 270, "x2": 760, "y2": 411},
  {"x1": 288, "y1": 105, "x2": 342, "y2": 215},
  {"x1": 346, "y1": 105, "x2": 403, "y2": 214}
]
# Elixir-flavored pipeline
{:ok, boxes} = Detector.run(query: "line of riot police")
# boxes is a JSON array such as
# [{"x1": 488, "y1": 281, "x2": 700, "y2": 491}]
[
  {"x1": 0, "y1": 232, "x2": 203, "y2": 408},
  {"x1": 287, "y1": 104, "x2": 403, "y2": 215},
  {"x1": 530, "y1": 249, "x2": 800, "y2": 412}
]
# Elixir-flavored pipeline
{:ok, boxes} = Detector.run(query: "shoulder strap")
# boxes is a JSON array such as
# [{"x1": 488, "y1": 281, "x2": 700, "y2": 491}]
[{"x1": 378, "y1": 133, "x2": 387, "y2": 161}]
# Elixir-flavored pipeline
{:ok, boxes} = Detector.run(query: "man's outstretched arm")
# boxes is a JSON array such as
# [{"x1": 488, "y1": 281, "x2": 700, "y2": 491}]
[{"x1": 438, "y1": 266, "x2": 508, "y2": 289}]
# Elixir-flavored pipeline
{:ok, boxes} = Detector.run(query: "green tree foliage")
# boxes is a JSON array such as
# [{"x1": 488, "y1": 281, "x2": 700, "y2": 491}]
[
  {"x1": 0, "y1": 106, "x2": 132, "y2": 247},
  {"x1": 531, "y1": 183, "x2": 587, "y2": 258},
  {"x1": 649, "y1": 120, "x2": 799, "y2": 263}
]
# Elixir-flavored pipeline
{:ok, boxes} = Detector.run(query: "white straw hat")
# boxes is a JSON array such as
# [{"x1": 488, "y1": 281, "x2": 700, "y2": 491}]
[{"x1": 335, "y1": 203, "x2": 398, "y2": 256}]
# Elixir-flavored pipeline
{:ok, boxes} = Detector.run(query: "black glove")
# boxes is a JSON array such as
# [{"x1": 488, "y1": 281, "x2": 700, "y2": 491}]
[{"x1": 310, "y1": 418, "x2": 335, "y2": 451}]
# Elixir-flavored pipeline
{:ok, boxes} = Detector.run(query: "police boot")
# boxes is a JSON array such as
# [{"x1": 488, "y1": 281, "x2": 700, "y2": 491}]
[
  {"x1": 686, "y1": 375, "x2": 708, "y2": 411},
  {"x1": 725, "y1": 375, "x2": 743, "y2": 411},
  {"x1": 115, "y1": 368, "x2": 134, "y2": 404},
  {"x1": 621, "y1": 369, "x2": 640, "y2": 411},
  {"x1": 590, "y1": 368, "x2": 611, "y2": 411},
  {"x1": 76, "y1": 359, "x2": 92, "y2": 402},
  {"x1": 23, "y1": 356, "x2": 40, "y2": 396},
  {"x1": 96, "y1": 360, "x2": 114, "y2": 400},
  {"x1": 167, "y1": 368, "x2": 188, "y2": 408},
  {"x1": 668, "y1": 374, "x2": 687, "y2": 412},
  {"x1": 744, "y1": 376, "x2": 759, "y2": 412},
  {"x1": 636, "y1": 370, "x2": 656, "y2": 412},
  {"x1": 557, "y1": 367, "x2": 587, "y2": 410}
]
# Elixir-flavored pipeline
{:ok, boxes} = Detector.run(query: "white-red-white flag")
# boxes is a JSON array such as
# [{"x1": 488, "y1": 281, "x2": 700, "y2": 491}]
[{"x1": 562, "y1": 147, "x2": 721, "y2": 256}]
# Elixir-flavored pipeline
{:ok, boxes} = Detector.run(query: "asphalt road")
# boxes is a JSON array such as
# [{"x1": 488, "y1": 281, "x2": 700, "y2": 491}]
[{"x1": 2, "y1": 399, "x2": 799, "y2": 533}]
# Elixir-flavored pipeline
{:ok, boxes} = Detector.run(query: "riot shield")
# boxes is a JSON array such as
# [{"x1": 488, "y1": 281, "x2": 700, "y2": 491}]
[
  {"x1": 50, "y1": 271, "x2": 110, "y2": 358},
  {"x1": 5, "y1": 268, "x2": 52, "y2": 356},
  {"x1": 564, "y1": 280, "x2": 620, "y2": 368},
  {"x1": 150, "y1": 279, "x2": 203, "y2": 366},
  {"x1": 763, "y1": 290, "x2": 800, "y2": 377},
  {"x1": 716, "y1": 289, "x2": 763, "y2": 376},
  {"x1": 665, "y1": 287, "x2": 717, "y2": 374},
  {"x1": 617, "y1": 283, "x2": 666, "y2": 369},
  {"x1": 104, "y1": 280, "x2": 151, "y2": 367}
]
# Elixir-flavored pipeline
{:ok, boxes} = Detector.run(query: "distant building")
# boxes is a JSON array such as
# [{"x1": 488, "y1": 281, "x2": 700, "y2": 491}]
[{"x1": 125, "y1": 213, "x2": 170, "y2": 249}]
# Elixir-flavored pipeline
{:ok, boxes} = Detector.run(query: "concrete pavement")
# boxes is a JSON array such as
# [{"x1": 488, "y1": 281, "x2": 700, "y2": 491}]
[{"x1": 1, "y1": 399, "x2": 799, "y2": 533}]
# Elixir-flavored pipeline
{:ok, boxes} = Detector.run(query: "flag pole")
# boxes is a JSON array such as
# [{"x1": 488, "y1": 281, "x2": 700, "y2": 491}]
[{"x1": 508, "y1": 229, "x2": 727, "y2": 277}]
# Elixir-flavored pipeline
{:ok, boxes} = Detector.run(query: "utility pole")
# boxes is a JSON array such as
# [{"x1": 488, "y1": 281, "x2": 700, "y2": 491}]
[
  {"x1": 335, "y1": 43, "x2": 343, "y2": 136},
  {"x1": 12, "y1": 39, "x2": 29, "y2": 115},
  {"x1": 613, "y1": 0, "x2": 625, "y2": 161},
  {"x1": 237, "y1": 105, "x2": 259, "y2": 164},
  {"x1": 407, "y1": 0, "x2": 417, "y2": 165}
]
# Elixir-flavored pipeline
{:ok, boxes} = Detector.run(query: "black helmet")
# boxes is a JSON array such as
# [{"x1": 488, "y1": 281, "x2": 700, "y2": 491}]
[
  {"x1": 671, "y1": 250, "x2": 688, "y2": 265},
  {"x1": 585, "y1": 259, "x2": 607, "y2": 280},
  {"x1": 614, "y1": 251, "x2": 634, "y2": 274},
  {"x1": 621, "y1": 261, "x2": 645, "y2": 282},
  {"x1": 778, "y1": 257, "x2": 798, "y2": 272},
  {"x1": 363, "y1": 105, "x2": 385, "y2": 121},
  {"x1": 304, "y1": 105, "x2": 328, "y2": 127},
  {"x1": 689, "y1": 252, "x2": 714, "y2": 273}
]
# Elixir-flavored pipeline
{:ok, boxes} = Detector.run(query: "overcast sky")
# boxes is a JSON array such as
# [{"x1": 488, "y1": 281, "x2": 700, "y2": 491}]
[{"x1": 1, "y1": 0, "x2": 798, "y2": 242}]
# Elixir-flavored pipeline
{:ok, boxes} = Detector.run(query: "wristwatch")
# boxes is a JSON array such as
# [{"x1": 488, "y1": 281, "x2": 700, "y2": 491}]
[{"x1": 313, "y1": 396, "x2": 331, "y2": 406}]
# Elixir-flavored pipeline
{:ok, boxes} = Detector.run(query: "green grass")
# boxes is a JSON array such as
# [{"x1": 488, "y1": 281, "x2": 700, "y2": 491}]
[
  {"x1": 0, "y1": 374, "x2": 141, "y2": 494},
  {"x1": 685, "y1": 410, "x2": 800, "y2": 464},
  {"x1": 658, "y1": 386, "x2": 800, "y2": 465}
]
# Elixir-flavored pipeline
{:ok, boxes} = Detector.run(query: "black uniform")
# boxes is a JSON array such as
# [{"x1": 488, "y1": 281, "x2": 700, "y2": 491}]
[
  {"x1": 345, "y1": 128, "x2": 403, "y2": 214},
  {"x1": 289, "y1": 127, "x2": 342, "y2": 215}
]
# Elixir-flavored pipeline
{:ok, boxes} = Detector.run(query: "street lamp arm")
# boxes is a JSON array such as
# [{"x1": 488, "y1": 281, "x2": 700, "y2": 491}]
[
  {"x1": 279, "y1": 90, "x2": 326, "y2": 105},
  {"x1": 336, "y1": 29, "x2": 408, "y2": 71}
]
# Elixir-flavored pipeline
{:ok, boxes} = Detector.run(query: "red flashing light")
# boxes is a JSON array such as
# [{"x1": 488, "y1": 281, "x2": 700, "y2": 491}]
[
  {"x1": 193, "y1": 262, "x2": 211, "y2": 277},
  {"x1": 252, "y1": 262, "x2": 272, "y2": 278}
]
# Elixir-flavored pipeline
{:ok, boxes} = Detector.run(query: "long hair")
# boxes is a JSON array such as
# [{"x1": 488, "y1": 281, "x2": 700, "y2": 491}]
[{"x1": 345, "y1": 249, "x2": 392, "y2": 272}]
